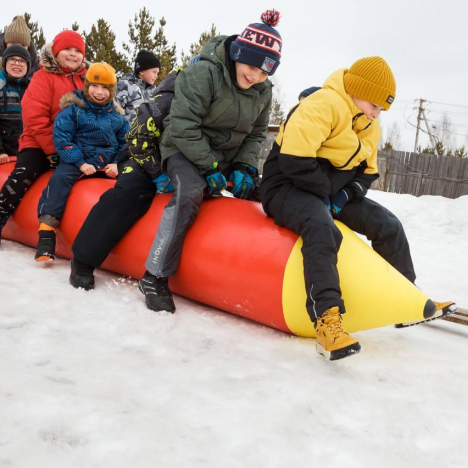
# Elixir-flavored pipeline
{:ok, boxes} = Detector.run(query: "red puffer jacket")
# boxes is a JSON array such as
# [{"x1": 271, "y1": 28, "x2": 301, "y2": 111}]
[{"x1": 19, "y1": 44, "x2": 87, "y2": 155}]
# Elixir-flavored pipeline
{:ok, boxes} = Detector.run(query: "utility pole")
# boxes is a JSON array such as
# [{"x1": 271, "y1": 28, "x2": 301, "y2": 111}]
[
  {"x1": 422, "y1": 110, "x2": 439, "y2": 155},
  {"x1": 414, "y1": 98, "x2": 425, "y2": 153},
  {"x1": 413, "y1": 98, "x2": 439, "y2": 155}
]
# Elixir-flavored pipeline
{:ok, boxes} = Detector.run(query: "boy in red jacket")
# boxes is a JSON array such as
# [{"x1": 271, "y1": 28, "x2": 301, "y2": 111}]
[{"x1": 0, "y1": 30, "x2": 86, "y2": 243}]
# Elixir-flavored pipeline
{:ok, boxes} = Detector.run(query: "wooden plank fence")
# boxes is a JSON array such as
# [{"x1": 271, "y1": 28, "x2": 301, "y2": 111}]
[
  {"x1": 374, "y1": 150, "x2": 468, "y2": 198},
  {"x1": 260, "y1": 130, "x2": 468, "y2": 199}
]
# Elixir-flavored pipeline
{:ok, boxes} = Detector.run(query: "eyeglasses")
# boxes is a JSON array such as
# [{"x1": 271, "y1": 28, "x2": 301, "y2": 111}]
[{"x1": 7, "y1": 58, "x2": 28, "y2": 66}]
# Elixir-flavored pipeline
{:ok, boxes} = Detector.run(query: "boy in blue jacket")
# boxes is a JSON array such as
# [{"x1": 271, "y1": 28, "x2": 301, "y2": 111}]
[{"x1": 35, "y1": 62, "x2": 130, "y2": 262}]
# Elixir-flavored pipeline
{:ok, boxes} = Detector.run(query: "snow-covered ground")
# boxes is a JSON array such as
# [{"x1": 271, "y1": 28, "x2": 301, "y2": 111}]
[{"x1": 1, "y1": 190, "x2": 467, "y2": 468}]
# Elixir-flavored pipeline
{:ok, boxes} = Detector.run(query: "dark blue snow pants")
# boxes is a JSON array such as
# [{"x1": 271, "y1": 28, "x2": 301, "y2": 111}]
[{"x1": 37, "y1": 162, "x2": 110, "y2": 221}]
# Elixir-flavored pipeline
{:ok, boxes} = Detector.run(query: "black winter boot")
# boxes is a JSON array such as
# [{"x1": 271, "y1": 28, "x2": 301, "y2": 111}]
[
  {"x1": 35, "y1": 229, "x2": 56, "y2": 262},
  {"x1": 138, "y1": 271, "x2": 176, "y2": 313},
  {"x1": 70, "y1": 258, "x2": 95, "y2": 290}
]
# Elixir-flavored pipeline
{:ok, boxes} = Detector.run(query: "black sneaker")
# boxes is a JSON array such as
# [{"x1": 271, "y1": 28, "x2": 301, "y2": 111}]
[
  {"x1": 138, "y1": 271, "x2": 176, "y2": 313},
  {"x1": 35, "y1": 230, "x2": 56, "y2": 262},
  {"x1": 70, "y1": 258, "x2": 95, "y2": 290}
]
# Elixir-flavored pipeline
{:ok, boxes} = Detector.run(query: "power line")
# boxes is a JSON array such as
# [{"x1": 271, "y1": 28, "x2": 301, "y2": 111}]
[{"x1": 429, "y1": 101, "x2": 468, "y2": 110}]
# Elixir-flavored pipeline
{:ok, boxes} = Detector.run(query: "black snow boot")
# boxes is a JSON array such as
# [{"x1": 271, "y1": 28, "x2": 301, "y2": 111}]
[
  {"x1": 35, "y1": 229, "x2": 56, "y2": 262},
  {"x1": 138, "y1": 271, "x2": 176, "y2": 313},
  {"x1": 70, "y1": 257, "x2": 95, "y2": 290}
]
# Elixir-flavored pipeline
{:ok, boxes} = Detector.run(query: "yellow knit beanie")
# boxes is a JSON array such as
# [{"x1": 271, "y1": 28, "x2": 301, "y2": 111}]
[
  {"x1": 343, "y1": 56, "x2": 396, "y2": 111},
  {"x1": 4, "y1": 16, "x2": 31, "y2": 47}
]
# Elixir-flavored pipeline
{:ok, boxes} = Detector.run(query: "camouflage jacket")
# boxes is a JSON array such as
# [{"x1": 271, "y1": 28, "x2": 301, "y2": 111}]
[
  {"x1": 115, "y1": 72, "x2": 159, "y2": 123},
  {"x1": 120, "y1": 69, "x2": 179, "y2": 179}
]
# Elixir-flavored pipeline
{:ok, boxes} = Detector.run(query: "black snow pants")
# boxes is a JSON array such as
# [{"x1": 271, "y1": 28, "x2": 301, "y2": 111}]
[
  {"x1": 0, "y1": 148, "x2": 50, "y2": 219},
  {"x1": 72, "y1": 160, "x2": 156, "y2": 267},
  {"x1": 265, "y1": 185, "x2": 416, "y2": 321}
]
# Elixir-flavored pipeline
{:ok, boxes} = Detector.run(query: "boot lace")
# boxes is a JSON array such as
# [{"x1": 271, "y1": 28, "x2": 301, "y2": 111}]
[{"x1": 321, "y1": 311, "x2": 346, "y2": 339}]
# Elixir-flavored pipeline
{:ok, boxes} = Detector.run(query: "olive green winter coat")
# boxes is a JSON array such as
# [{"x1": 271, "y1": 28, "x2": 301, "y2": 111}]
[{"x1": 160, "y1": 35, "x2": 272, "y2": 173}]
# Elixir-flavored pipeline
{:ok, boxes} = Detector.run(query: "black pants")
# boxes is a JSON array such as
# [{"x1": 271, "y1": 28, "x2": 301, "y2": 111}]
[
  {"x1": 0, "y1": 148, "x2": 50, "y2": 218},
  {"x1": 270, "y1": 186, "x2": 416, "y2": 320},
  {"x1": 72, "y1": 161, "x2": 156, "y2": 267}
]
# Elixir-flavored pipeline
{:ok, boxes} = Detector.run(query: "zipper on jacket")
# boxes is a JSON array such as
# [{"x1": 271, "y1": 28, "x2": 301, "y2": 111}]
[
  {"x1": 335, "y1": 140, "x2": 362, "y2": 169},
  {"x1": 352, "y1": 112, "x2": 364, "y2": 125}
]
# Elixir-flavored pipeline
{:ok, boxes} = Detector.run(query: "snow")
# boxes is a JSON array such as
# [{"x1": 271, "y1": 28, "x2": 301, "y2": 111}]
[{"x1": 1, "y1": 190, "x2": 467, "y2": 468}]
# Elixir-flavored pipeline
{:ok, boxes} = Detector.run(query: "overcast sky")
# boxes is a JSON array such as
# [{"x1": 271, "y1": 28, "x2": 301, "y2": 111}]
[{"x1": 5, "y1": 0, "x2": 468, "y2": 151}]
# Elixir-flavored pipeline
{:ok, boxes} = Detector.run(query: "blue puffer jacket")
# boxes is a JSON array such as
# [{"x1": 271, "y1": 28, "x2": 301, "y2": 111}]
[{"x1": 53, "y1": 90, "x2": 130, "y2": 168}]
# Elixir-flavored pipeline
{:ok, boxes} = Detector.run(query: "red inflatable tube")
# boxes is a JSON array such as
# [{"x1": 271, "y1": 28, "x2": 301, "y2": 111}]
[
  {"x1": 1, "y1": 164, "x2": 434, "y2": 336},
  {"x1": 0, "y1": 164, "x2": 296, "y2": 333}
]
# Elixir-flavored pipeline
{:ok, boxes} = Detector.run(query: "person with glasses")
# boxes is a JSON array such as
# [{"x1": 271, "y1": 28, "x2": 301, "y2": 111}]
[
  {"x1": 0, "y1": 45, "x2": 31, "y2": 165},
  {"x1": 0, "y1": 15, "x2": 39, "y2": 79}
]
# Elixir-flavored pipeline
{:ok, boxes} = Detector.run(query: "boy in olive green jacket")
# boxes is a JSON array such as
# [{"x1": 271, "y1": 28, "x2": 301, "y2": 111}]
[{"x1": 139, "y1": 10, "x2": 282, "y2": 313}]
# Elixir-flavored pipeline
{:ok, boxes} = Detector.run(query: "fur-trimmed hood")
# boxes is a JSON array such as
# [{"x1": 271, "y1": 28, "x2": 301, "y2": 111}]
[
  {"x1": 40, "y1": 43, "x2": 87, "y2": 75},
  {"x1": 59, "y1": 90, "x2": 125, "y2": 115}
]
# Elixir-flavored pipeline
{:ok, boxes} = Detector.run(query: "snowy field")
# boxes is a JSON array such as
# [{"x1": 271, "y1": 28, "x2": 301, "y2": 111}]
[{"x1": 0, "y1": 190, "x2": 467, "y2": 468}]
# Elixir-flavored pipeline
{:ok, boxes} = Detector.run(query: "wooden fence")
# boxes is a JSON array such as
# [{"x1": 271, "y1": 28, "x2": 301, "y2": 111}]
[
  {"x1": 260, "y1": 130, "x2": 468, "y2": 199},
  {"x1": 373, "y1": 150, "x2": 468, "y2": 198}
]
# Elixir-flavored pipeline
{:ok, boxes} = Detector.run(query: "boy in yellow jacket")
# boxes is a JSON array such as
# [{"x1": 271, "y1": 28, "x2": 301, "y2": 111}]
[{"x1": 260, "y1": 57, "x2": 453, "y2": 361}]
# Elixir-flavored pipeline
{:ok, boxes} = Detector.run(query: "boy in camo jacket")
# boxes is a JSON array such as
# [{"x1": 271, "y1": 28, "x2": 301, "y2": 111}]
[{"x1": 115, "y1": 50, "x2": 161, "y2": 123}]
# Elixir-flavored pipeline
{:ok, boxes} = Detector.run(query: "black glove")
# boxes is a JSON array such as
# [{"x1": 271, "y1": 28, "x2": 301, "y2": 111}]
[{"x1": 329, "y1": 189, "x2": 350, "y2": 216}]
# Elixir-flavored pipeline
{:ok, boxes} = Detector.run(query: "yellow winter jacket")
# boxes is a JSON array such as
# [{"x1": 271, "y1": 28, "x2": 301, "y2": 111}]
[
  {"x1": 260, "y1": 69, "x2": 381, "y2": 203},
  {"x1": 277, "y1": 69, "x2": 380, "y2": 173}
]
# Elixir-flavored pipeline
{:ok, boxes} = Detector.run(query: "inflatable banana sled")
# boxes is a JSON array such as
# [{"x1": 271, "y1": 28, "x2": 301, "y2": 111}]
[{"x1": 0, "y1": 163, "x2": 436, "y2": 337}]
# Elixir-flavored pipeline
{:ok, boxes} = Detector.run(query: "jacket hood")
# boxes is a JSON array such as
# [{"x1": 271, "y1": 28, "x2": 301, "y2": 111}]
[
  {"x1": 323, "y1": 69, "x2": 373, "y2": 128},
  {"x1": 40, "y1": 43, "x2": 86, "y2": 75},
  {"x1": 154, "y1": 68, "x2": 180, "y2": 94},
  {"x1": 0, "y1": 70, "x2": 6, "y2": 89},
  {"x1": 200, "y1": 35, "x2": 271, "y2": 93},
  {"x1": 60, "y1": 89, "x2": 125, "y2": 115}
]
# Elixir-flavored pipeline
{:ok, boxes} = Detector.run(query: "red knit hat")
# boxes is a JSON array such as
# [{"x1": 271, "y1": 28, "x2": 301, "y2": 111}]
[{"x1": 52, "y1": 30, "x2": 85, "y2": 57}]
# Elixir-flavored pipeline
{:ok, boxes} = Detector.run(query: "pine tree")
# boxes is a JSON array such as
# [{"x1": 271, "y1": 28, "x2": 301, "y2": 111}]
[
  {"x1": 453, "y1": 146, "x2": 467, "y2": 158},
  {"x1": 433, "y1": 113, "x2": 456, "y2": 153},
  {"x1": 421, "y1": 141, "x2": 446, "y2": 156},
  {"x1": 23, "y1": 12, "x2": 46, "y2": 51},
  {"x1": 270, "y1": 97, "x2": 284, "y2": 125},
  {"x1": 154, "y1": 17, "x2": 177, "y2": 83},
  {"x1": 123, "y1": 8, "x2": 156, "y2": 63},
  {"x1": 84, "y1": 19, "x2": 130, "y2": 75},
  {"x1": 269, "y1": 77, "x2": 285, "y2": 126},
  {"x1": 71, "y1": 22, "x2": 80, "y2": 32},
  {"x1": 180, "y1": 24, "x2": 218, "y2": 67},
  {"x1": 379, "y1": 121, "x2": 402, "y2": 151}
]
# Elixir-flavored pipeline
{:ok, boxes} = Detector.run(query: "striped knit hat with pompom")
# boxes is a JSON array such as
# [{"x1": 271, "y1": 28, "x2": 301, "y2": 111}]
[{"x1": 230, "y1": 9, "x2": 282, "y2": 76}]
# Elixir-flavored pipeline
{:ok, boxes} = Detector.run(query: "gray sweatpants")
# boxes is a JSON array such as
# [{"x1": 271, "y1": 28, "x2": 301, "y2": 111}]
[{"x1": 145, "y1": 153, "x2": 206, "y2": 277}]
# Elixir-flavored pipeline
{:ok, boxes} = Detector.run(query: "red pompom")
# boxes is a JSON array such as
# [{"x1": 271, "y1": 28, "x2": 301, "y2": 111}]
[{"x1": 260, "y1": 9, "x2": 281, "y2": 27}]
